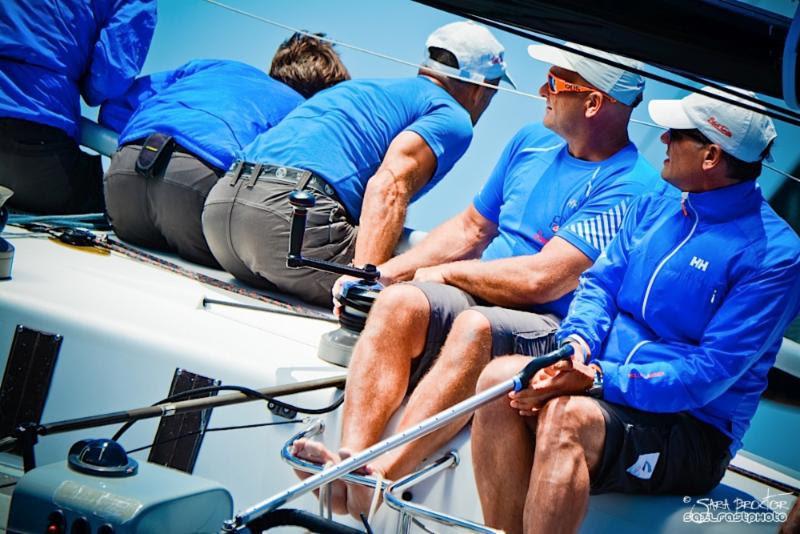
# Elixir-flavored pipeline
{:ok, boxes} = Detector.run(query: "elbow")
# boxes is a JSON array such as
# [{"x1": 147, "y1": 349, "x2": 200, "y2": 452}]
[{"x1": 523, "y1": 274, "x2": 577, "y2": 306}]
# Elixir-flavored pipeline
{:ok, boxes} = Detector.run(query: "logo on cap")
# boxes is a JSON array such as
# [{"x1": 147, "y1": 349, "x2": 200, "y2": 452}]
[{"x1": 707, "y1": 117, "x2": 732, "y2": 138}]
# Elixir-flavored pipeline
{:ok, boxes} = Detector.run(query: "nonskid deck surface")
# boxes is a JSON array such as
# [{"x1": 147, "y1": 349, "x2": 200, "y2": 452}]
[{"x1": 0, "y1": 229, "x2": 797, "y2": 532}]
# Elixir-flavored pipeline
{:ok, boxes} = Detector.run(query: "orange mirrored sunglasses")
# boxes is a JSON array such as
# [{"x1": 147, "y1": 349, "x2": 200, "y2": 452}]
[{"x1": 546, "y1": 72, "x2": 616, "y2": 103}]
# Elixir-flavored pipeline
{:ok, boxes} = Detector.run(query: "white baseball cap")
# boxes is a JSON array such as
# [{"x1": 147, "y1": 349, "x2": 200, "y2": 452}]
[
  {"x1": 528, "y1": 42, "x2": 645, "y2": 106},
  {"x1": 648, "y1": 86, "x2": 777, "y2": 162},
  {"x1": 424, "y1": 21, "x2": 515, "y2": 88}
]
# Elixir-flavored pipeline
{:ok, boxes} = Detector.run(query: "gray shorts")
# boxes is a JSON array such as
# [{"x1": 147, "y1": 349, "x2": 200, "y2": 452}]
[
  {"x1": 202, "y1": 167, "x2": 357, "y2": 306},
  {"x1": 409, "y1": 282, "x2": 561, "y2": 387}
]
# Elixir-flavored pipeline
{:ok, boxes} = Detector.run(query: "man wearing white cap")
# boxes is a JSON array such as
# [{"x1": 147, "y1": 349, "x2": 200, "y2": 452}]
[
  {"x1": 471, "y1": 88, "x2": 800, "y2": 533},
  {"x1": 202, "y1": 21, "x2": 509, "y2": 305},
  {"x1": 292, "y1": 42, "x2": 661, "y2": 518}
]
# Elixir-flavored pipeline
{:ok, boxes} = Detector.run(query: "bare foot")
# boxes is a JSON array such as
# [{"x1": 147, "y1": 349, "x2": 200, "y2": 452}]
[
  {"x1": 291, "y1": 438, "x2": 348, "y2": 515},
  {"x1": 341, "y1": 448, "x2": 387, "y2": 520}
]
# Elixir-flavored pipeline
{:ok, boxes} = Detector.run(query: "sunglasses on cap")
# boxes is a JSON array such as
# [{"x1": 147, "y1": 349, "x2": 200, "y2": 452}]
[
  {"x1": 666, "y1": 129, "x2": 712, "y2": 144},
  {"x1": 546, "y1": 72, "x2": 617, "y2": 103}
]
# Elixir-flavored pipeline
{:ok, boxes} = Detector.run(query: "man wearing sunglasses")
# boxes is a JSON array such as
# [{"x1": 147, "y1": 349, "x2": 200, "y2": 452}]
[
  {"x1": 472, "y1": 88, "x2": 799, "y2": 534},
  {"x1": 291, "y1": 43, "x2": 663, "y2": 518}
]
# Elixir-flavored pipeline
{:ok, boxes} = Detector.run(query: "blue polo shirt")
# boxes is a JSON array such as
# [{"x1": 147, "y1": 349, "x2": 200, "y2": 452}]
[
  {"x1": 474, "y1": 123, "x2": 661, "y2": 317},
  {"x1": 0, "y1": 0, "x2": 156, "y2": 140},
  {"x1": 100, "y1": 59, "x2": 304, "y2": 171},
  {"x1": 240, "y1": 76, "x2": 473, "y2": 221}
]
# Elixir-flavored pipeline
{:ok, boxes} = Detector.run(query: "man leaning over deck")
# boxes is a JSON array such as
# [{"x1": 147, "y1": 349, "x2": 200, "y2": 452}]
[
  {"x1": 201, "y1": 21, "x2": 512, "y2": 305},
  {"x1": 292, "y1": 44, "x2": 662, "y2": 518},
  {"x1": 471, "y1": 89, "x2": 800, "y2": 534},
  {"x1": 100, "y1": 34, "x2": 349, "y2": 268}
]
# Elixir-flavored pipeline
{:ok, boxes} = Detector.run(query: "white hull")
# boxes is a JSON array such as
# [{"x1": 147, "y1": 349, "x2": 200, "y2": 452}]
[{"x1": 0, "y1": 230, "x2": 797, "y2": 532}]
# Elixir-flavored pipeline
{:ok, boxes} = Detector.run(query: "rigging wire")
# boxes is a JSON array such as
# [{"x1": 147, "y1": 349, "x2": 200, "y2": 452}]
[{"x1": 201, "y1": 0, "x2": 800, "y2": 184}]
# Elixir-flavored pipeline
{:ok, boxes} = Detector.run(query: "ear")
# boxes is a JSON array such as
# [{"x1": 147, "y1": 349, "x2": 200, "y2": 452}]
[
  {"x1": 584, "y1": 92, "x2": 604, "y2": 118},
  {"x1": 702, "y1": 144, "x2": 724, "y2": 172}
]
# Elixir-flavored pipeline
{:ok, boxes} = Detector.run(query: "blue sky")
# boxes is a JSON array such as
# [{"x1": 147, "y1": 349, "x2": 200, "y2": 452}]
[{"x1": 100, "y1": 0, "x2": 799, "y2": 230}]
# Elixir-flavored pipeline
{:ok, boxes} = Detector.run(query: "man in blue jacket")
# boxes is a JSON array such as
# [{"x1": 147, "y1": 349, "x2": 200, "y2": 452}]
[
  {"x1": 101, "y1": 34, "x2": 349, "y2": 267},
  {"x1": 471, "y1": 88, "x2": 800, "y2": 534},
  {"x1": 0, "y1": 0, "x2": 156, "y2": 214},
  {"x1": 291, "y1": 44, "x2": 661, "y2": 519},
  {"x1": 202, "y1": 21, "x2": 512, "y2": 304}
]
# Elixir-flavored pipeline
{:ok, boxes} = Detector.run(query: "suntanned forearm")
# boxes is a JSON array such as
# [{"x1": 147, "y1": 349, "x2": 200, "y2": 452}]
[
  {"x1": 380, "y1": 205, "x2": 496, "y2": 283},
  {"x1": 352, "y1": 131, "x2": 437, "y2": 268},
  {"x1": 353, "y1": 168, "x2": 410, "y2": 267},
  {"x1": 440, "y1": 237, "x2": 593, "y2": 308}
]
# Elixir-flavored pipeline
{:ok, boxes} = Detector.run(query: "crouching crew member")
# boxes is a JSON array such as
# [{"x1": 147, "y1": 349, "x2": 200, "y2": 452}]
[
  {"x1": 202, "y1": 21, "x2": 513, "y2": 305},
  {"x1": 101, "y1": 34, "x2": 349, "y2": 267}
]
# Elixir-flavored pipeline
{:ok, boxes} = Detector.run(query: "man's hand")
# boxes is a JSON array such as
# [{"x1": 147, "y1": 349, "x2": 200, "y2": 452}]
[
  {"x1": 508, "y1": 353, "x2": 596, "y2": 415},
  {"x1": 331, "y1": 274, "x2": 385, "y2": 316},
  {"x1": 331, "y1": 275, "x2": 359, "y2": 317},
  {"x1": 412, "y1": 264, "x2": 451, "y2": 284}
]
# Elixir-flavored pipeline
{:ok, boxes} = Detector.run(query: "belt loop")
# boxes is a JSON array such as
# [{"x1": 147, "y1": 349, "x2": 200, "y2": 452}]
[
  {"x1": 247, "y1": 163, "x2": 263, "y2": 188},
  {"x1": 296, "y1": 170, "x2": 313, "y2": 191},
  {"x1": 228, "y1": 160, "x2": 244, "y2": 186}
]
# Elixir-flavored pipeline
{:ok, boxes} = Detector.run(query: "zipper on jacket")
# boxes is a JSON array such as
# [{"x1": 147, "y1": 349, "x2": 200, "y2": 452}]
[
  {"x1": 641, "y1": 192, "x2": 698, "y2": 320},
  {"x1": 624, "y1": 340, "x2": 652, "y2": 365}
]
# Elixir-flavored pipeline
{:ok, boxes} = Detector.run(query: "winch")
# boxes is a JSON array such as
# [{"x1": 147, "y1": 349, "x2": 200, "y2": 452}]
[{"x1": 287, "y1": 190, "x2": 382, "y2": 366}]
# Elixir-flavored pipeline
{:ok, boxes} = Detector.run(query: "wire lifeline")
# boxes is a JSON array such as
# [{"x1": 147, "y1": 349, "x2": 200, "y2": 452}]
[{"x1": 200, "y1": 0, "x2": 800, "y2": 184}]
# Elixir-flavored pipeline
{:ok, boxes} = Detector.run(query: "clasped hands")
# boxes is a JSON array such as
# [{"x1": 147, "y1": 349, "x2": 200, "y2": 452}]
[{"x1": 509, "y1": 344, "x2": 597, "y2": 416}]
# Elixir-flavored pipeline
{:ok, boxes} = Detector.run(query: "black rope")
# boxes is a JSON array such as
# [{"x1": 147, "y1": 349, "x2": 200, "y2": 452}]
[{"x1": 112, "y1": 384, "x2": 345, "y2": 441}]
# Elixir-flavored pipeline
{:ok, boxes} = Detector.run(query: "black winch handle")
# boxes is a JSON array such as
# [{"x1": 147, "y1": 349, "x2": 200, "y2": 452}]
[{"x1": 286, "y1": 190, "x2": 380, "y2": 282}]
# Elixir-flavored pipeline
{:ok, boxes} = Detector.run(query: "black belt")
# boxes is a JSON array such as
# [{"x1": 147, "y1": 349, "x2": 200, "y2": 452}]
[
  {"x1": 226, "y1": 160, "x2": 342, "y2": 204},
  {"x1": 125, "y1": 134, "x2": 218, "y2": 178}
]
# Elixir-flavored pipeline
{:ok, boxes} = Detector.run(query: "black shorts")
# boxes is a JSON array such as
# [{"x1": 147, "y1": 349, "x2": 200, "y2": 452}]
[
  {"x1": 591, "y1": 400, "x2": 732, "y2": 495},
  {"x1": 409, "y1": 282, "x2": 560, "y2": 388}
]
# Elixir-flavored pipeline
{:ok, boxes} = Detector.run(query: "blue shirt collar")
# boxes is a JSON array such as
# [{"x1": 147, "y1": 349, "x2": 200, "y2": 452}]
[{"x1": 683, "y1": 180, "x2": 762, "y2": 222}]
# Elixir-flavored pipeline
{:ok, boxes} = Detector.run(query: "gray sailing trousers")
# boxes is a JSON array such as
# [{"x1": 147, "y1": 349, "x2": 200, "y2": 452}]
[{"x1": 202, "y1": 169, "x2": 357, "y2": 306}]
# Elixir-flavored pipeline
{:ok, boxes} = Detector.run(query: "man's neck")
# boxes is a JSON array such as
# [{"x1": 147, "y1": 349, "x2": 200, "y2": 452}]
[{"x1": 566, "y1": 127, "x2": 630, "y2": 162}]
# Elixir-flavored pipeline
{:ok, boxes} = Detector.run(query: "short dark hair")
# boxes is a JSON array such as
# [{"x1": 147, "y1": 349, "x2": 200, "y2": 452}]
[
  {"x1": 720, "y1": 141, "x2": 773, "y2": 181},
  {"x1": 427, "y1": 46, "x2": 459, "y2": 69},
  {"x1": 270, "y1": 33, "x2": 350, "y2": 98}
]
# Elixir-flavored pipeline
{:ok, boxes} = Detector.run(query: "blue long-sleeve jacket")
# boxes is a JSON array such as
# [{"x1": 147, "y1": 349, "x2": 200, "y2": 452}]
[
  {"x1": 0, "y1": 0, "x2": 156, "y2": 140},
  {"x1": 557, "y1": 180, "x2": 800, "y2": 454}
]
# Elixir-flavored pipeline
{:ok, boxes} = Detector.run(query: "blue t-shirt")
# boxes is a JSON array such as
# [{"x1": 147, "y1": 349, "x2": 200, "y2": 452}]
[
  {"x1": 240, "y1": 76, "x2": 473, "y2": 221},
  {"x1": 100, "y1": 60, "x2": 304, "y2": 171},
  {"x1": 474, "y1": 123, "x2": 661, "y2": 317},
  {"x1": 0, "y1": 0, "x2": 156, "y2": 139}
]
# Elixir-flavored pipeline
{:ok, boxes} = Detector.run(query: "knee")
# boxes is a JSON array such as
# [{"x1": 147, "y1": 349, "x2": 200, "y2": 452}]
[
  {"x1": 363, "y1": 283, "x2": 429, "y2": 333},
  {"x1": 536, "y1": 396, "x2": 601, "y2": 444},
  {"x1": 475, "y1": 357, "x2": 526, "y2": 393},
  {"x1": 450, "y1": 309, "x2": 492, "y2": 343},
  {"x1": 438, "y1": 309, "x2": 492, "y2": 362}
]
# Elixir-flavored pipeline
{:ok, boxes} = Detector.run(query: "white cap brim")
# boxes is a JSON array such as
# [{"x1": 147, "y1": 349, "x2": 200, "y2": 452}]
[
  {"x1": 648, "y1": 99, "x2": 694, "y2": 129},
  {"x1": 527, "y1": 44, "x2": 576, "y2": 71}
]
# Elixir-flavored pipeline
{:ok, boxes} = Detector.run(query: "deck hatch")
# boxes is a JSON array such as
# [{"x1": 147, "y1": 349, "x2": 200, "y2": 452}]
[
  {"x1": 147, "y1": 368, "x2": 220, "y2": 474},
  {"x1": 0, "y1": 325, "x2": 62, "y2": 454}
]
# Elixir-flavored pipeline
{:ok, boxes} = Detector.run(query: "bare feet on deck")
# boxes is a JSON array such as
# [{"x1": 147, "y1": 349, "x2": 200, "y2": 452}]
[
  {"x1": 343, "y1": 450, "x2": 386, "y2": 520},
  {"x1": 290, "y1": 440, "x2": 386, "y2": 519},
  {"x1": 291, "y1": 438, "x2": 348, "y2": 515}
]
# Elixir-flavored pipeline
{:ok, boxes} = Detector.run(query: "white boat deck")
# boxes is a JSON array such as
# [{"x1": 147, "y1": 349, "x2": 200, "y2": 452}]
[{"x1": 0, "y1": 228, "x2": 797, "y2": 532}]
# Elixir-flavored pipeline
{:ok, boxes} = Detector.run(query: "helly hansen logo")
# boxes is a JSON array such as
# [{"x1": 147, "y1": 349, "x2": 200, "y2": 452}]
[{"x1": 690, "y1": 256, "x2": 709, "y2": 271}]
